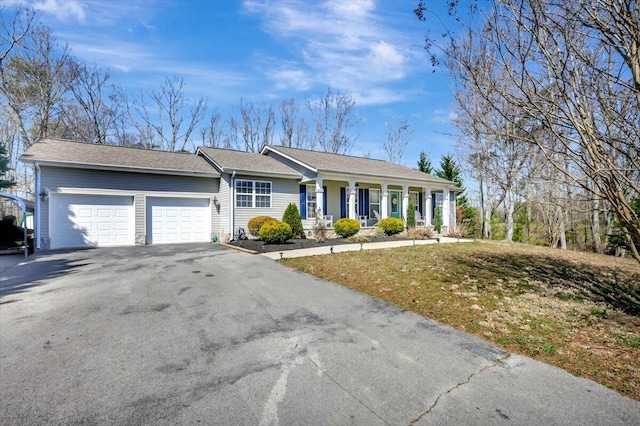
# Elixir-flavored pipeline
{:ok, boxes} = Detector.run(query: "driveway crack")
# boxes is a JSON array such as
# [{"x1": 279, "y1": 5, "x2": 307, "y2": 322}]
[
  {"x1": 236, "y1": 277, "x2": 392, "y2": 425},
  {"x1": 408, "y1": 354, "x2": 511, "y2": 425}
]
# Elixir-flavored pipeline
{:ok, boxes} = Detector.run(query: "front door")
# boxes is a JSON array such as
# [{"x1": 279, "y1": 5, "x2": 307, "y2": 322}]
[{"x1": 390, "y1": 191, "x2": 401, "y2": 218}]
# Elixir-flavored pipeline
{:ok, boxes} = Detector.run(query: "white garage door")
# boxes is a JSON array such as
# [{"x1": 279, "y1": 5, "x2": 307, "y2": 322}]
[
  {"x1": 50, "y1": 194, "x2": 135, "y2": 249},
  {"x1": 146, "y1": 197, "x2": 211, "y2": 244}
]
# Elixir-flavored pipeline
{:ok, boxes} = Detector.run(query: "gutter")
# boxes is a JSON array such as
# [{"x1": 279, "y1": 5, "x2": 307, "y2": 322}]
[
  {"x1": 35, "y1": 163, "x2": 41, "y2": 251},
  {"x1": 230, "y1": 170, "x2": 236, "y2": 240}
]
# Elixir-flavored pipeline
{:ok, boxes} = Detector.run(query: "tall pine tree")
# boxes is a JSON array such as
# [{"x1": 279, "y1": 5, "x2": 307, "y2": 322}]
[
  {"x1": 436, "y1": 155, "x2": 468, "y2": 208},
  {"x1": 417, "y1": 150, "x2": 433, "y2": 174}
]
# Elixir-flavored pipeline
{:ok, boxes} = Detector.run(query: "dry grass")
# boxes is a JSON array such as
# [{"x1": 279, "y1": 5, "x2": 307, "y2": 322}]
[{"x1": 282, "y1": 240, "x2": 640, "y2": 400}]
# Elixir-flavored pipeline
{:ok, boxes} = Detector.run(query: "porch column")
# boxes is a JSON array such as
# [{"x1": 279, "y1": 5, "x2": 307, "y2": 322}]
[
  {"x1": 315, "y1": 177, "x2": 324, "y2": 218},
  {"x1": 381, "y1": 183, "x2": 389, "y2": 218},
  {"x1": 348, "y1": 180, "x2": 357, "y2": 220},
  {"x1": 402, "y1": 184, "x2": 409, "y2": 223},
  {"x1": 424, "y1": 187, "x2": 432, "y2": 225},
  {"x1": 442, "y1": 188, "x2": 451, "y2": 231}
]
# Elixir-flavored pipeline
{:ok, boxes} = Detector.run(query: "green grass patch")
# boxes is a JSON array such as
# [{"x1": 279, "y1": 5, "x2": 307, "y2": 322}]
[{"x1": 282, "y1": 240, "x2": 640, "y2": 400}]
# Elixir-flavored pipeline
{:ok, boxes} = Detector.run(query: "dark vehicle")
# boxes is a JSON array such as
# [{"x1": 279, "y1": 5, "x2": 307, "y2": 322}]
[{"x1": 0, "y1": 215, "x2": 34, "y2": 254}]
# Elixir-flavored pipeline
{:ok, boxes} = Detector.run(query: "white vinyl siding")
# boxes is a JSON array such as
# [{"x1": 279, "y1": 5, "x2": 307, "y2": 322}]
[
  {"x1": 233, "y1": 176, "x2": 298, "y2": 232},
  {"x1": 235, "y1": 179, "x2": 272, "y2": 208},
  {"x1": 39, "y1": 166, "x2": 219, "y2": 248}
]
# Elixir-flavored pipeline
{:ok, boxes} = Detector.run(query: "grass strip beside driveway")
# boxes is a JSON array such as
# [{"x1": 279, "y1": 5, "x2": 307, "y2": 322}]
[{"x1": 282, "y1": 241, "x2": 640, "y2": 400}]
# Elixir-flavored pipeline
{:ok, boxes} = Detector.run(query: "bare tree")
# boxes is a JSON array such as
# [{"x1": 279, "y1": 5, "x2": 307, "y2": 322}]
[
  {"x1": 383, "y1": 117, "x2": 415, "y2": 164},
  {"x1": 227, "y1": 99, "x2": 275, "y2": 152},
  {"x1": 127, "y1": 76, "x2": 207, "y2": 151},
  {"x1": 0, "y1": 11, "x2": 74, "y2": 146},
  {"x1": 200, "y1": 109, "x2": 225, "y2": 148},
  {"x1": 307, "y1": 87, "x2": 360, "y2": 154},
  {"x1": 418, "y1": 0, "x2": 640, "y2": 262},
  {"x1": 64, "y1": 63, "x2": 119, "y2": 144}
]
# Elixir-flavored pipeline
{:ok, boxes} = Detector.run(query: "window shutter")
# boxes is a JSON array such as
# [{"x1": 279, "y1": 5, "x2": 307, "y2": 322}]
[
  {"x1": 323, "y1": 186, "x2": 328, "y2": 214},
  {"x1": 299, "y1": 185, "x2": 307, "y2": 219},
  {"x1": 419, "y1": 192, "x2": 424, "y2": 215},
  {"x1": 340, "y1": 187, "x2": 346, "y2": 218},
  {"x1": 361, "y1": 189, "x2": 369, "y2": 216},
  {"x1": 431, "y1": 193, "x2": 436, "y2": 224},
  {"x1": 358, "y1": 189, "x2": 364, "y2": 215}
]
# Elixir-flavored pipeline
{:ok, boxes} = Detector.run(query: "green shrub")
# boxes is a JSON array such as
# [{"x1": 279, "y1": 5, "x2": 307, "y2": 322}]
[
  {"x1": 434, "y1": 206, "x2": 442, "y2": 234},
  {"x1": 406, "y1": 197, "x2": 416, "y2": 229},
  {"x1": 377, "y1": 217, "x2": 405, "y2": 235},
  {"x1": 282, "y1": 203, "x2": 305, "y2": 239},
  {"x1": 334, "y1": 218, "x2": 360, "y2": 238},
  {"x1": 248, "y1": 216, "x2": 277, "y2": 237},
  {"x1": 259, "y1": 220, "x2": 292, "y2": 244}
]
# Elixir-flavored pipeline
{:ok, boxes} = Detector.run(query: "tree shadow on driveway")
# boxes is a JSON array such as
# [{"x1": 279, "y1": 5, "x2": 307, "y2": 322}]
[{"x1": 0, "y1": 253, "x2": 89, "y2": 303}]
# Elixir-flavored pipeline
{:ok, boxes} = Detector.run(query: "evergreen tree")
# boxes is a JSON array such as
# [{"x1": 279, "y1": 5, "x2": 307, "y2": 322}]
[
  {"x1": 417, "y1": 150, "x2": 433, "y2": 174},
  {"x1": 282, "y1": 203, "x2": 305, "y2": 239},
  {"x1": 0, "y1": 144, "x2": 15, "y2": 189},
  {"x1": 406, "y1": 196, "x2": 416, "y2": 229},
  {"x1": 436, "y1": 155, "x2": 469, "y2": 208}
]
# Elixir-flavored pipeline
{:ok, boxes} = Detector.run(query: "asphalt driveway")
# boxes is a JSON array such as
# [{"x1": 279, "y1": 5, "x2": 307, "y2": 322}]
[{"x1": 1, "y1": 244, "x2": 638, "y2": 425}]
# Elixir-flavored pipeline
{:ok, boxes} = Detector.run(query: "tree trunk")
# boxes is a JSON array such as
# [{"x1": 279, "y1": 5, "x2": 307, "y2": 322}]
[
  {"x1": 591, "y1": 196, "x2": 602, "y2": 253},
  {"x1": 504, "y1": 190, "x2": 515, "y2": 242}
]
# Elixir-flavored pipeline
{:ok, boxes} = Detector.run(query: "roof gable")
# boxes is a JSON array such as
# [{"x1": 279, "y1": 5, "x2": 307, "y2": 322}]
[
  {"x1": 21, "y1": 138, "x2": 219, "y2": 177},
  {"x1": 197, "y1": 147, "x2": 301, "y2": 178},
  {"x1": 263, "y1": 145, "x2": 455, "y2": 185}
]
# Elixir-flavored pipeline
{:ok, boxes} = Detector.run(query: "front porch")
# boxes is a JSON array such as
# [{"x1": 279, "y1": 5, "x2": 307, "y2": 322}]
[{"x1": 298, "y1": 178, "x2": 455, "y2": 233}]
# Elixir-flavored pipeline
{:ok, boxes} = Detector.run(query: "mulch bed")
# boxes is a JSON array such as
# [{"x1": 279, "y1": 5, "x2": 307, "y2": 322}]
[{"x1": 227, "y1": 236, "x2": 418, "y2": 253}]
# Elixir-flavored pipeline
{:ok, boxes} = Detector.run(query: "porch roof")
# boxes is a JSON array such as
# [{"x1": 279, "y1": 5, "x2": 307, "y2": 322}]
[{"x1": 262, "y1": 145, "x2": 456, "y2": 186}]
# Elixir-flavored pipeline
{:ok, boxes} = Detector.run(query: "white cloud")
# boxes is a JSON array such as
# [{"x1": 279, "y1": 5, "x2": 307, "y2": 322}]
[
  {"x1": 244, "y1": 0, "x2": 415, "y2": 105},
  {"x1": 2, "y1": 0, "x2": 86, "y2": 22},
  {"x1": 430, "y1": 108, "x2": 458, "y2": 123}
]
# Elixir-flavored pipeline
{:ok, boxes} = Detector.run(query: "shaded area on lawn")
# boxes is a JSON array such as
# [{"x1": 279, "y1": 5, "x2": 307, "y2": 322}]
[{"x1": 455, "y1": 251, "x2": 640, "y2": 317}]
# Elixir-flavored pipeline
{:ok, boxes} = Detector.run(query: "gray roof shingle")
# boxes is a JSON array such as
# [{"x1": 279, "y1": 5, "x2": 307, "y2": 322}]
[
  {"x1": 264, "y1": 146, "x2": 455, "y2": 185},
  {"x1": 20, "y1": 138, "x2": 218, "y2": 176},
  {"x1": 197, "y1": 147, "x2": 301, "y2": 178}
]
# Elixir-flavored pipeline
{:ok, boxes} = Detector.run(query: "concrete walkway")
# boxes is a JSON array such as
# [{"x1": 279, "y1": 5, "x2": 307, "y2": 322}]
[{"x1": 261, "y1": 236, "x2": 473, "y2": 259}]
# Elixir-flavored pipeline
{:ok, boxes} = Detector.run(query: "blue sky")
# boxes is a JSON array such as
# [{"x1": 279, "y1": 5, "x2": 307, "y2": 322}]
[{"x1": 5, "y1": 0, "x2": 462, "y2": 169}]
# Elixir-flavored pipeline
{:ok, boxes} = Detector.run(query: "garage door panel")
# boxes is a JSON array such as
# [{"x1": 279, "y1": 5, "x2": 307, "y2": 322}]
[
  {"x1": 146, "y1": 197, "x2": 211, "y2": 244},
  {"x1": 50, "y1": 194, "x2": 135, "y2": 249}
]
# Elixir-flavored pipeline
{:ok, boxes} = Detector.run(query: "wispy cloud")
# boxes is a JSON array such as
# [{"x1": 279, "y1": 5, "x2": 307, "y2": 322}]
[
  {"x1": 243, "y1": 0, "x2": 418, "y2": 105},
  {"x1": 2, "y1": 0, "x2": 86, "y2": 21}
]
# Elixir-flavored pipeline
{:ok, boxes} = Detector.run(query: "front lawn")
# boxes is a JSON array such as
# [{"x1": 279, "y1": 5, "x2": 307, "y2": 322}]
[{"x1": 282, "y1": 241, "x2": 640, "y2": 400}]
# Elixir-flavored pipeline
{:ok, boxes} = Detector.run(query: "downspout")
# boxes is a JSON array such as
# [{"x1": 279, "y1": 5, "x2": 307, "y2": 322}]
[
  {"x1": 35, "y1": 163, "x2": 41, "y2": 251},
  {"x1": 230, "y1": 170, "x2": 236, "y2": 240}
]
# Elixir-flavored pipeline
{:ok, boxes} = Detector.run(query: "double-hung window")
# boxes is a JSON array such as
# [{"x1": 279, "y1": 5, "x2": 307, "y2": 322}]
[
  {"x1": 235, "y1": 180, "x2": 272, "y2": 208},
  {"x1": 306, "y1": 185, "x2": 317, "y2": 218}
]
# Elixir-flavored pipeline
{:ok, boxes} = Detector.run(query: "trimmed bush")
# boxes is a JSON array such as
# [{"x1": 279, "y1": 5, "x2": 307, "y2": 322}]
[
  {"x1": 248, "y1": 216, "x2": 277, "y2": 237},
  {"x1": 434, "y1": 206, "x2": 442, "y2": 233},
  {"x1": 282, "y1": 203, "x2": 305, "y2": 239},
  {"x1": 406, "y1": 197, "x2": 416, "y2": 229},
  {"x1": 377, "y1": 217, "x2": 405, "y2": 235},
  {"x1": 259, "y1": 220, "x2": 292, "y2": 244},
  {"x1": 334, "y1": 218, "x2": 360, "y2": 238}
]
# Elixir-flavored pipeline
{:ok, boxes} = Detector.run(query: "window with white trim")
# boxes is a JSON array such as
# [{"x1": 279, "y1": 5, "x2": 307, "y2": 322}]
[
  {"x1": 235, "y1": 180, "x2": 272, "y2": 208},
  {"x1": 306, "y1": 185, "x2": 317, "y2": 218},
  {"x1": 369, "y1": 189, "x2": 380, "y2": 220},
  {"x1": 410, "y1": 191, "x2": 419, "y2": 211}
]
